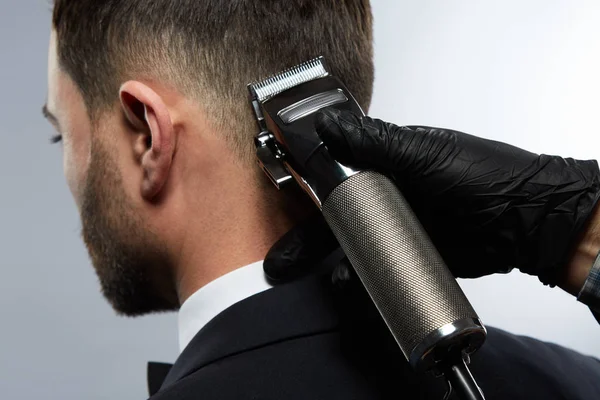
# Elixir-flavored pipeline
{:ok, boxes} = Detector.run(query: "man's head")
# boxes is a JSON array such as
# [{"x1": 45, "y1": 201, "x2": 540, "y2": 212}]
[{"x1": 45, "y1": 0, "x2": 374, "y2": 316}]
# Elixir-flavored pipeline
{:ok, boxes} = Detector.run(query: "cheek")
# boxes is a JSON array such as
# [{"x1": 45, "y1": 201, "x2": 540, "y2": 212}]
[{"x1": 63, "y1": 133, "x2": 91, "y2": 208}]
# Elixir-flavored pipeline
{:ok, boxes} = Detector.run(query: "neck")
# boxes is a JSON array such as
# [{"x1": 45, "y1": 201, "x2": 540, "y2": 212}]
[{"x1": 174, "y1": 171, "x2": 313, "y2": 304}]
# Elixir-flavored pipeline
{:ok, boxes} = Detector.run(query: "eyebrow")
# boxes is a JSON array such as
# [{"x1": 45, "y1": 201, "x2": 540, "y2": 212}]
[{"x1": 42, "y1": 104, "x2": 61, "y2": 131}]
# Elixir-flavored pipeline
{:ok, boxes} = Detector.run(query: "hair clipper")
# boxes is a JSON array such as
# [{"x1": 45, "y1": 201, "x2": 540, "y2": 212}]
[{"x1": 248, "y1": 57, "x2": 487, "y2": 400}]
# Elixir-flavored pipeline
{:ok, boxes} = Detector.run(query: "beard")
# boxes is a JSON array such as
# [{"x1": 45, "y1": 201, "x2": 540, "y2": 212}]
[{"x1": 80, "y1": 138, "x2": 179, "y2": 316}]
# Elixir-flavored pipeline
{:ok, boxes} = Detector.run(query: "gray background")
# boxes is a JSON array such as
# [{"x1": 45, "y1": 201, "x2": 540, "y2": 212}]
[{"x1": 2, "y1": 0, "x2": 600, "y2": 399}]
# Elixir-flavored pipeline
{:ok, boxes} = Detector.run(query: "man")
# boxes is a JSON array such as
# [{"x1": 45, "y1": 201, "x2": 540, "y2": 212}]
[{"x1": 44, "y1": 0, "x2": 600, "y2": 399}]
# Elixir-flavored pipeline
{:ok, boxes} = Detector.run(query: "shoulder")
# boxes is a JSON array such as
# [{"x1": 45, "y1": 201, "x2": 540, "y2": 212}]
[
  {"x1": 150, "y1": 328, "x2": 448, "y2": 399},
  {"x1": 151, "y1": 326, "x2": 600, "y2": 400},
  {"x1": 150, "y1": 273, "x2": 600, "y2": 400},
  {"x1": 151, "y1": 330, "x2": 378, "y2": 399},
  {"x1": 471, "y1": 327, "x2": 600, "y2": 398}
]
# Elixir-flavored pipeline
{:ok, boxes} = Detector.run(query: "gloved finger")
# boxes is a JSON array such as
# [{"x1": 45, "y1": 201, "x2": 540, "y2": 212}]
[
  {"x1": 263, "y1": 212, "x2": 339, "y2": 282},
  {"x1": 315, "y1": 107, "x2": 409, "y2": 173}
]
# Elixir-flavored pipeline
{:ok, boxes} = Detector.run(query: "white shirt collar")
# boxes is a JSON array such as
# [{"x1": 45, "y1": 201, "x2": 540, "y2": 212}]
[{"x1": 177, "y1": 260, "x2": 273, "y2": 353}]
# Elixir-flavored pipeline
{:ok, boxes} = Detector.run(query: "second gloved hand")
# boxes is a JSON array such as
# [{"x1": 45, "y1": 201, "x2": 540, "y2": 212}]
[{"x1": 265, "y1": 108, "x2": 600, "y2": 287}]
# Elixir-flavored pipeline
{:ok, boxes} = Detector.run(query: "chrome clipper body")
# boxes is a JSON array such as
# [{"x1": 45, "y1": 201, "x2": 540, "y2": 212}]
[
  {"x1": 249, "y1": 57, "x2": 360, "y2": 205},
  {"x1": 248, "y1": 57, "x2": 487, "y2": 400}
]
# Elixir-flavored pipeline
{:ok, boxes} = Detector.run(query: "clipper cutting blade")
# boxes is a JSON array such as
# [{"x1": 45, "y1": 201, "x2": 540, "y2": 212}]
[{"x1": 249, "y1": 57, "x2": 330, "y2": 102}]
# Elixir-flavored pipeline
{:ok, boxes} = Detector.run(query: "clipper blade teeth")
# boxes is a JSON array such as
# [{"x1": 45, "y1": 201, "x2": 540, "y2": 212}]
[{"x1": 249, "y1": 57, "x2": 329, "y2": 102}]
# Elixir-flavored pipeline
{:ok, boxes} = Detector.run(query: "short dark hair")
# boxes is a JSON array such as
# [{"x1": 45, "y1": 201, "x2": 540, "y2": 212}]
[{"x1": 52, "y1": 0, "x2": 374, "y2": 162}]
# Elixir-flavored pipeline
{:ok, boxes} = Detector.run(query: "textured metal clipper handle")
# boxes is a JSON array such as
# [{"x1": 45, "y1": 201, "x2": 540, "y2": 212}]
[{"x1": 321, "y1": 171, "x2": 486, "y2": 371}]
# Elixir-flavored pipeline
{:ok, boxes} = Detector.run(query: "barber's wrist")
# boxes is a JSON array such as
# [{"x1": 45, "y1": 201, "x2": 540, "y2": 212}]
[{"x1": 560, "y1": 202, "x2": 600, "y2": 296}]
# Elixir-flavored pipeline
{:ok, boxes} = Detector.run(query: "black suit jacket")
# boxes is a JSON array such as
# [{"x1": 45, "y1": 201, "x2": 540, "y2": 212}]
[{"x1": 149, "y1": 270, "x2": 600, "y2": 399}]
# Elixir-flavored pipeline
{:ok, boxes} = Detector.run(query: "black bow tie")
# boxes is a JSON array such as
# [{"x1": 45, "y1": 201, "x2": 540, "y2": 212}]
[{"x1": 147, "y1": 362, "x2": 174, "y2": 397}]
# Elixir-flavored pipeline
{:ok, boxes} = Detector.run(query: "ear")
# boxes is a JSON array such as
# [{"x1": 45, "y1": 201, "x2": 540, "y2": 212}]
[{"x1": 119, "y1": 81, "x2": 176, "y2": 200}]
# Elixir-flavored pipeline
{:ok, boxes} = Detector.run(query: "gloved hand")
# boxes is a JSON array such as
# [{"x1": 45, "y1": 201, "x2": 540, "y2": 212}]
[{"x1": 264, "y1": 108, "x2": 600, "y2": 287}]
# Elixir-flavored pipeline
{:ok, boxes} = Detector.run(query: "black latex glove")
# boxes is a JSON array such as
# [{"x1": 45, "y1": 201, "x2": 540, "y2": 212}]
[{"x1": 265, "y1": 108, "x2": 600, "y2": 287}]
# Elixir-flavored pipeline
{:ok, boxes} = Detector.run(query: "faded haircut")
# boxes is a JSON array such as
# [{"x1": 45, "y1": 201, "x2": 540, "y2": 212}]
[{"x1": 52, "y1": 0, "x2": 374, "y2": 163}]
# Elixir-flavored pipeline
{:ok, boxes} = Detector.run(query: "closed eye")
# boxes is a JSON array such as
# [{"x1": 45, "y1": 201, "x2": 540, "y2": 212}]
[{"x1": 42, "y1": 104, "x2": 63, "y2": 144}]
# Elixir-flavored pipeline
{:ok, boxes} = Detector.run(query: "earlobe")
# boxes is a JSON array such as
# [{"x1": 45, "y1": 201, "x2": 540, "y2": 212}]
[{"x1": 119, "y1": 81, "x2": 177, "y2": 201}]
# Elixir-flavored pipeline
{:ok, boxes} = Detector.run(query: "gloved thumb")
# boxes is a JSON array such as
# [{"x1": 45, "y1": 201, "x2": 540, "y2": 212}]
[
  {"x1": 315, "y1": 107, "x2": 405, "y2": 173},
  {"x1": 264, "y1": 213, "x2": 339, "y2": 282}
]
